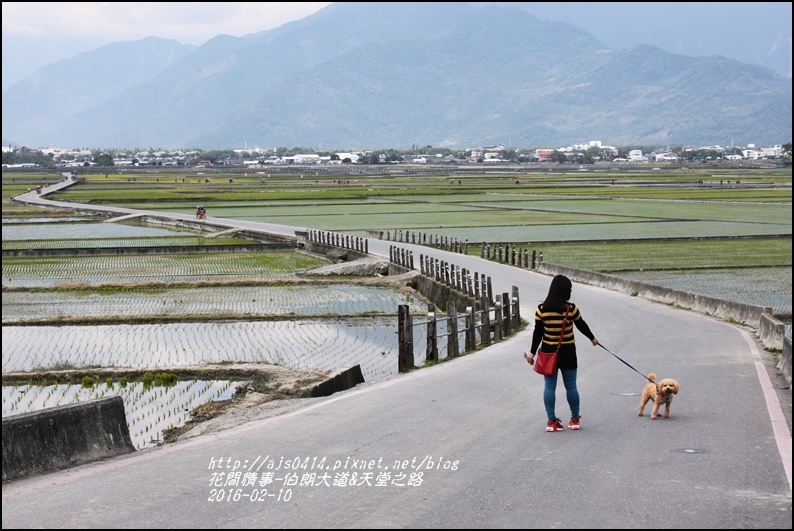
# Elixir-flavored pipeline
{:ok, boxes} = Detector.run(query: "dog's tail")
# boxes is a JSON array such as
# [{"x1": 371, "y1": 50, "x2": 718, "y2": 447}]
[{"x1": 647, "y1": 373, "x2": 657, "y2": 382}]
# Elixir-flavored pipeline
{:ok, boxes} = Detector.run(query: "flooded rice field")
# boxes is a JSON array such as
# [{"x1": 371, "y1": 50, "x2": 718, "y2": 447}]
[
  {"x1": 2, "y1": 219, "x2": 433, "y2": 447},
  {"x1": 2, "y1": 285, "x2": 425, "y2": 322},
  {"x1": 1, "y1": 250, "x2": 329, "y2": 287},
  {"x1": 620, "y1": 266, "x2": 792, "y2": 315},
  {"x1": 2, "y1": 220, "x2": 194, "y2": 240},
  {"x1": 2, "y1": 318, "x2": 408, "y2": 379}
]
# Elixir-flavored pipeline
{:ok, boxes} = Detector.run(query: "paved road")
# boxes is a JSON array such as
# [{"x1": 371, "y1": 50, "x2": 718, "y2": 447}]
[{"x1": 3, "y1": 181, "x2": 791, "y2": 528}]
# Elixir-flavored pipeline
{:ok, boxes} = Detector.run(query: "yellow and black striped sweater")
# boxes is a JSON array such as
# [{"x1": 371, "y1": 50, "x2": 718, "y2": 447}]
[{"x1": 530, "y1": 303, "x2": 595, "y2": 370}]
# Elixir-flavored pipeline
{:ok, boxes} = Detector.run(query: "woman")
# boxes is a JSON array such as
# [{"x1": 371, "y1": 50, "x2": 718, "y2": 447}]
[{"x1": 524, "y1": 274, "x2": 599, "y2": 432}]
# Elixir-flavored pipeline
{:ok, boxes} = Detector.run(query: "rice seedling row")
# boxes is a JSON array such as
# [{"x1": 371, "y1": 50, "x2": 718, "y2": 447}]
[
  {"x1": 2, "y1": 320, "x2": 407, "y2": 381},
  {"x1": 2, "y1": 251, "x2": 330, "y2": 287},
  {"x1": 2, "y1": 284, "x2": 427, "y2": 324},
  {"x1": 618, "y1": 267, "x2": 792, "y2": 313}
]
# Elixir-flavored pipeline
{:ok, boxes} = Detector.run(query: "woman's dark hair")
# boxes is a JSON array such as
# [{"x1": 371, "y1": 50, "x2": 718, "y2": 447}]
[{"x1": 542, "y1": 274, "x2": 572, "y2": 313}]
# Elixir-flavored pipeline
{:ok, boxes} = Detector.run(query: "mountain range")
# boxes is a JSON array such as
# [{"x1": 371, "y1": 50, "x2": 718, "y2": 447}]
[{"x1": 3, "y1": 2, "x2": 791, "y2": 151}]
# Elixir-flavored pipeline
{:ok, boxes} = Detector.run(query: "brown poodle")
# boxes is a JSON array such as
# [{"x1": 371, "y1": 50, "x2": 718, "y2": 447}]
[{"x1": 638, "y1": 373, "x2": 680, "y2": 420}]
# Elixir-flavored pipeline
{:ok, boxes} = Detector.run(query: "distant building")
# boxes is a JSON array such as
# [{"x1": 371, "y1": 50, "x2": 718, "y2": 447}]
[
  {"x1": 292, "y1": 154, "x2": 321, "y2": 164},
  {"x1": 335, "y1": 153, "x2": 359, "y2": 163},
  {"x1": 535, "y1": 149, "x2": 554, "y2": 162}
]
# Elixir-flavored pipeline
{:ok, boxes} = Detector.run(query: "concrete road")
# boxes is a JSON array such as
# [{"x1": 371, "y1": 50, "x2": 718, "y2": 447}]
[{"x1": 3, "y1": 182, "x2": 791, "y2": 528}]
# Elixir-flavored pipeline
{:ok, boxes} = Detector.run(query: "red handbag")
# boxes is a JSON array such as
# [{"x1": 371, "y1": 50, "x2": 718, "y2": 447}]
[{"x1": 533, "y1": 305, "x2": 569, "y2": 376}]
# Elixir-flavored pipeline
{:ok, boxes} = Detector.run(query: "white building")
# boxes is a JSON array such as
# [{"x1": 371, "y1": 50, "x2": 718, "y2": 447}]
[
  {"x1": 292, "y1": 154, "x2": 321, "y2": 164},
  {"x1": 335, "y1": 153, "x2": 359, "y2": 163}
]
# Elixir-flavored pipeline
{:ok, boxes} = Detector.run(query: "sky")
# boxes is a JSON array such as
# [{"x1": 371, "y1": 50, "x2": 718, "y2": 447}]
[
  {"x1": 3, "y1": 2, "x2": 792, "y2": 91},
  {"x1": 2, "y1": 2, "x2": 332, "y2": 89}
]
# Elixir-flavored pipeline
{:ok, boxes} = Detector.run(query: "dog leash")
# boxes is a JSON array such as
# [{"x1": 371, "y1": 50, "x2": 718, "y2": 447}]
[{"x1": 597, "y1": 344, "x2": 655, "y2": 383}]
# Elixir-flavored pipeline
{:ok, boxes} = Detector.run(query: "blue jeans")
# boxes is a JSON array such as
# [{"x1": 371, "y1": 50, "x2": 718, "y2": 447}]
[{"x1": 543, "y1": 368, "x2": 580, "y2": 421}]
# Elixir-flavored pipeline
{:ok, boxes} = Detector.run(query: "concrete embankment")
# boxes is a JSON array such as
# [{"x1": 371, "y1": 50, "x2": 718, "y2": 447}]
[{"x1": 2, "y1": 396, "x2": 135, "y2": 482}]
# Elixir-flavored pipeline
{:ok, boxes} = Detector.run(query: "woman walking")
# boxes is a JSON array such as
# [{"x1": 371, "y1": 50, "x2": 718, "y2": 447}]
[{"x1": 524, "y1": 275, "x2": 599, "y2": 432}]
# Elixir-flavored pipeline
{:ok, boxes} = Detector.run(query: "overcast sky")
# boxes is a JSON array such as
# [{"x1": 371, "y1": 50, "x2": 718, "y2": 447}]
[
  {"x1": 3, "y1": 2, "x2": 791, "y2": 91},
  {"x1": 2, "y1": 2, "x2": 330, "y2": 45},
  {"x1": 2, "y1": 2, "x2": 331, "y2": 90}
]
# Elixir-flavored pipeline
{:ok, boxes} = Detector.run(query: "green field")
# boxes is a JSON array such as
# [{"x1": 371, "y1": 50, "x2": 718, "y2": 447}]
[{"x1": 3, "y1": 165, "x2": 792, "y2": 313}]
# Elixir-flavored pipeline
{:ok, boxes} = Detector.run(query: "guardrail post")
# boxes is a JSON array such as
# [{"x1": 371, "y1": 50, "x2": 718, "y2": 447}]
[
  {"x1": 512, "y1": 286, "x2": 521, "y2": 328},
  {"x1": 480, "y1": 297, "x2": 491, "y2": 346},
  {"x1": 426, "y1": 304, "x2": 438, "y2": 363},
  {"x1": 493, "y1": 295, "x2": 503, "y2": 341},
  {"x1": 447, "y1": 302, "x2": 459, "y2": 358},
  {"x1": 398, "y1": 305, "x2": 414, "y2": 372},
  {"x1": 502, "y1": 291, "x2": 512, "y2": 336},
  {"x1": 465, "y1": 298, "x2": 477, "y2": 352}
]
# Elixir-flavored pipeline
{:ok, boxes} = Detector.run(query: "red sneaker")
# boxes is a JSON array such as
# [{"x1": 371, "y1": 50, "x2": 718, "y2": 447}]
[
  {"x1": 546, "y1": 418, "x2": 564, "y2": 432},
  {"x1": 568, "y1": 417, "x2": 581, "y2": 430}
]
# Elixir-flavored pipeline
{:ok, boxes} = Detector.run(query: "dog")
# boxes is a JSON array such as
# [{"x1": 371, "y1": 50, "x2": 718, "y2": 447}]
[{"x1": 638, "y1": 373, "x2": 680, "y2": 420}]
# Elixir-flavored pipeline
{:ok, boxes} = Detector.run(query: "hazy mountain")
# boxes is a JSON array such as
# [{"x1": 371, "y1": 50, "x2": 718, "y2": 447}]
[
  {"x1": 475, "y1": 2, "x2": 792, "y2": 79},
  {"x1": 2, "y1": 37, "x2": 196, "y2": 149},
  {"x1": 2, "y1": 2, "x2": 791, "y2": 150},
  {"x1": 5, "y1": 2, "x2": 789, "y2": 92}
]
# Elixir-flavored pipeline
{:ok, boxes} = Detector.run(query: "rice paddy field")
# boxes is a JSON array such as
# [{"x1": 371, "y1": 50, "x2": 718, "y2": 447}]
[
  {"x1": 2, "y1": 284, "x2": 424, "y2": 323},
  {"x1": 1, "y1": 213, "x2": 434, "y2": 448},
  {"x1": 503, "y1": 238, "x2": 792, "y2": 314},
  {"x1": 1, "y1": 247, "x2": 329, "y2": 286},
  {"x1": 2, "y1": 318, "x2": 406, "y2": 376},
  {"x1": 2, "y1": 165, "x2": 791, "y2": 448},
  {"x1": 53, "y1": 166, "x2": 788, "y2": 315}
]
